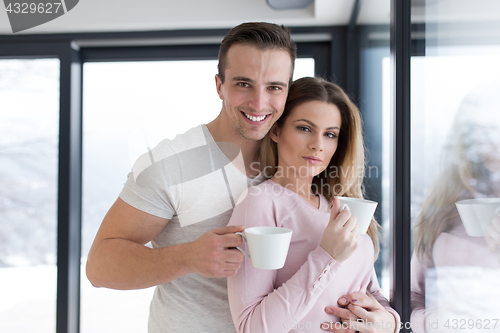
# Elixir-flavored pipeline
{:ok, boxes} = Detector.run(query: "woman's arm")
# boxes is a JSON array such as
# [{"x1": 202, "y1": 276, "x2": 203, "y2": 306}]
[
  {"x1": 409, "y1": 251, "x2": 430, "y2": 333},
  {"x1": 227, "y1": 192, "x2": 355, "y2": 333},
  {"x1": 228, "y1": 245, "x2": 341, "y2": 333}
]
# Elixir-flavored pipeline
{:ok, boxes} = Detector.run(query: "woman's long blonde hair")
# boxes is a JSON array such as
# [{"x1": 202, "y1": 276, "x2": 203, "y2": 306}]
[{"x1": 259, "y1": 77, "x2": 381, "y2": 259}]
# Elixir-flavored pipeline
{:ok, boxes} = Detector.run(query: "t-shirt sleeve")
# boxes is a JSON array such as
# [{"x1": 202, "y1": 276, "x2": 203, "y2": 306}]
[
  {"x1": 227, "y1": 187, "x2": 342, "y2": 333},
  {"x1": 119, "y1": 146, "x2": 180, "y2": 220}
]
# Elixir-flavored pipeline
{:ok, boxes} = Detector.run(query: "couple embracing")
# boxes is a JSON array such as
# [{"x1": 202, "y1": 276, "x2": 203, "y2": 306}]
[{"x1": 86, "y1": 22, "x2": 400, "y2": 333}]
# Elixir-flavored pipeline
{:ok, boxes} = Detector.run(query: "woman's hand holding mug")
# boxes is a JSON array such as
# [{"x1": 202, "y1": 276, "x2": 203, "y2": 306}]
[{"x1": 320, "y1": 197, "x2": 360, "y2": 263}]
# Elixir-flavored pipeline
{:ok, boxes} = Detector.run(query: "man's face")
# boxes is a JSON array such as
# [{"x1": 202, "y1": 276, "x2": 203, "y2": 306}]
[{"x1": 216, "y1": 44, "x2": 292, "y2": 141}]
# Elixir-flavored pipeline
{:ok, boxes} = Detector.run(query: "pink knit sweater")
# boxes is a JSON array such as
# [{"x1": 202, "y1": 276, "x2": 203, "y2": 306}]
[{"x1": 228, "y1": 180, "x2": 400, "y2": 333}]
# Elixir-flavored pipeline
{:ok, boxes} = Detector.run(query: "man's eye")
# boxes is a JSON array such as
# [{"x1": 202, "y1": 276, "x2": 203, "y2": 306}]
[
  {"x1": 269, "y1": 86, "x2": 281, "y2": 91},
  {"x1": 238, "y1": 82, "x2": 249, "y2": 88}
]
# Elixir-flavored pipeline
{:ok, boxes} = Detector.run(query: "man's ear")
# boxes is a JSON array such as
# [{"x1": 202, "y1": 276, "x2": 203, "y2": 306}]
[
  {"x1": 215, "y1": 74, "x2": 224, "y2": 100},
  {"x1": 270, "y1": 123, "x2": 280, "y2": 143}
]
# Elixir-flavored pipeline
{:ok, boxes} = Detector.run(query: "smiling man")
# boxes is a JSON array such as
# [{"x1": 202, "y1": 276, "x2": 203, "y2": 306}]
[
  {"x1": 86, "y1": 22, "x2": 296, "y2": 333},
  {"x1": 214, "y1": 43, "x2": 290, "y2": 142}
]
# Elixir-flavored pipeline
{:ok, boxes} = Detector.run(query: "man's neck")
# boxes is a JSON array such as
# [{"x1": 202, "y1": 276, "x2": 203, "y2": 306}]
[{"x1": 206, "y1": 116, "x2": 262, "y2": 178}]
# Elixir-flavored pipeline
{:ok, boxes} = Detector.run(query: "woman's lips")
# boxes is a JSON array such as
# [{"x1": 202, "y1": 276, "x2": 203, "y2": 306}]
[{"x1": 302, "y1": 156, "x2": 322, "y2": 164}]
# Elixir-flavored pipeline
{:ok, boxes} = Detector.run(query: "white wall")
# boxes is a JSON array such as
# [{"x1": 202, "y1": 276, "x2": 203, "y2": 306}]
[{"x1": 0, "y1": 0, "x2": 357, "y2": 34}]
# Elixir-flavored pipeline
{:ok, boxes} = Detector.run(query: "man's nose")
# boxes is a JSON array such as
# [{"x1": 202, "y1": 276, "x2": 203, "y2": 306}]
[{"x1": 248, "y1": 89, "x2": 268, "y2": 112}]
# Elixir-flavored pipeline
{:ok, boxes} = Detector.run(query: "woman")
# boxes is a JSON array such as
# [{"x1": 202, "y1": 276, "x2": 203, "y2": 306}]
[{"x1": 227, "y1": 77, "x2": 399, "y2": 333}]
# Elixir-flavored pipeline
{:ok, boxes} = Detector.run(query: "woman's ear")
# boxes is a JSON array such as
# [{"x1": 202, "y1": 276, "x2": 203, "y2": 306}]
[{"x1": 270, "y1": 123, "x2": 279, "y2": 143}]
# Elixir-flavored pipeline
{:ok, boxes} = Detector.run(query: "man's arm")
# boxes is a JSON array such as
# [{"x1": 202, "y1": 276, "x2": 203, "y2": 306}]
[{"x1": 86, "y1": 198, "x2": 245, "y2": 290}]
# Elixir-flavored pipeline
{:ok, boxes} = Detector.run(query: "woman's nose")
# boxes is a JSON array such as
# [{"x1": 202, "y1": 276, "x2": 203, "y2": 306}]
[{"x1": 309, "y1": 135, "x2": 324, "y2": 151}]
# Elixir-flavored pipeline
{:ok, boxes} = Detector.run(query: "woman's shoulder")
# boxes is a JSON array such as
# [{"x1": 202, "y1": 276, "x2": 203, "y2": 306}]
[
  {"x1": 234, "y1": 179, "x2": 276, "y2": 206},
  {"x1": 230, "y1": 181, "x2": 282, "y2": 227},
  {"x1": 234, "y1": 179, "x2": 301, "y2": 211}
]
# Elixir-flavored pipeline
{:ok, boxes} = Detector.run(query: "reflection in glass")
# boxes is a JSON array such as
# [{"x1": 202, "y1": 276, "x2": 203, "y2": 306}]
[
  {"x1": 409, "y1": 1, "x2": 500, "y2": 330},
  {"x1": 0, "y1": 59, "x2": 59, "y2": 332},
  {"x1": 411, "y1": 80, "x2": 500, "y2": 333}
]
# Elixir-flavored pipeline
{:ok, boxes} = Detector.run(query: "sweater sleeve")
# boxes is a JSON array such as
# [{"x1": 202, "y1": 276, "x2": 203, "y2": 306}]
[
  {"x1": 228, "y1": 246, "x2": 341, "y2": 333},
  {"x1": 367, "y1": 269, "x2": 401, "y2": 333},
  {"x1": 410, "y1": 251, "x2": 432, "y2": 333},
  {"x1": 227, "y1": 189, "x2": 341, "y2": 333}
]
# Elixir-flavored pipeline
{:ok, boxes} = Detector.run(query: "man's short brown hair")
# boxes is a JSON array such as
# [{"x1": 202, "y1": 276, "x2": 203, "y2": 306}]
[{"x1": 218, "y1": 22, "x2": 297, "y2": 84}]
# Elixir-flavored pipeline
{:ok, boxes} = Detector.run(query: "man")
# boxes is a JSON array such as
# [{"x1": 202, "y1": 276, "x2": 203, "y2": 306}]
[{"x1": 86, "y1": 22, "x2": 296, "y2": 332}]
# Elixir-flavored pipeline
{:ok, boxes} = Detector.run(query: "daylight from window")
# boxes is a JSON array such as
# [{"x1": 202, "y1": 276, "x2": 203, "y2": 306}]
[{"x1": 0, "y1": 58, "x2": 60, "y2": 333}]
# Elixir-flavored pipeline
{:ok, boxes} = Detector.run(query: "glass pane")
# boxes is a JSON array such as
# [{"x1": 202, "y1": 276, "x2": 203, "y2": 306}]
[
  {"x1": 0, "y1": 59, "x2": 59, "y2": 332},
  {"x1": 410, "y1": 3, "x2": 500, "y2": 332},
  {"x1": 293, "y1": 57, "x2": 315, "y2": 81},
  {"x1": 81, "y1": 58, "x2": 315, "y2": 332},
  {"x1": 357, "y1": 12, "x2": 392, "y2": 298}
]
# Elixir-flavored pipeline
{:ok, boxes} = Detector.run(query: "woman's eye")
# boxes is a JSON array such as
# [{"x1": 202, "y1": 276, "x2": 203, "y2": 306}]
[
  {"x1": 326, "y1": 132, "x2": 337, "y2": 138},
  {"x1": 298, "y1": 126, "x2": 311, "y2": 132}
]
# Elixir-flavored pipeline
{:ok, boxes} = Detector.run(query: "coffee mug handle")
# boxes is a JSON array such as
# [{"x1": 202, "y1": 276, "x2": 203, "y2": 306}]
[
  {"x1": 235, "y1": 232, "x2": 250, "y2": 259},
  {"x1": 339, "y1": 204, "x2": 350, "y2": 213}
]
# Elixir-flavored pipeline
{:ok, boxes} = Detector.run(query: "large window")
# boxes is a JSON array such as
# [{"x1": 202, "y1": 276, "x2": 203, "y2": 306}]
[
  {"x1": 408, "y1": 3, "x2": 500, "y2": 332},
  {"x1": 0, "y1": 59, "x2": 60, "y2": 332},
  {"x1": 356, "y1": 3, "x2": 500, "y2": 329}
]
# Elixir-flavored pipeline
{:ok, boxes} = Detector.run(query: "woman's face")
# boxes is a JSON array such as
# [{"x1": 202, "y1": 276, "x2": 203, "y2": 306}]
[
  {"x1": 462, "y1": 120, "x2": 500, "y2": 182},
  {"x1": 271, "y1": 100, "x2": 342, "y2": 179}
]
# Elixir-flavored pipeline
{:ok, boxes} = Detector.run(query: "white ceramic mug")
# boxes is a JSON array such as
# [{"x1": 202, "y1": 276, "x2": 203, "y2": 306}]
[
  {"x1": 456, "y1": 198, "x2": 500, "y2": 236},
  {"x1": 236, "y1": 226, "x2": 293, "y2": 270},
  {"x1": 335, "y1": 197, "x2": 378, "y2": 234}
]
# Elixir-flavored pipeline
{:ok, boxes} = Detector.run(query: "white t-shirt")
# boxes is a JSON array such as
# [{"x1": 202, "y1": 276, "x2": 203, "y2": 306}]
[{"x1": 120, "y1": 125, "x2": 265, "y2": 333}]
